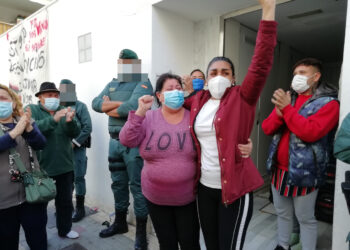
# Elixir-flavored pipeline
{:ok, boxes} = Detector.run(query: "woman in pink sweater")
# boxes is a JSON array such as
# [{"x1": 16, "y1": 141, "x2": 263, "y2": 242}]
[{"x1": 120, "y1": 73, "x2": 200, "y2": 250}]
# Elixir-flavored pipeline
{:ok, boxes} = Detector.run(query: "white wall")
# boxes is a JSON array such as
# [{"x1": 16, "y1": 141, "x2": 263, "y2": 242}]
[
  {"x1": 224, "y1": 18, "x2": 240, "y2": 74},
  {"x1": 151, "y1": 6, "x2": 195, "y2": 79},
  {"x1": 332, "y1": 1, "x2": 350, "y2": 249},
  {"x1": 193, "y1": 15, "x2": 223, "y2": 74},
  {"x1": 48, "y1": 0, "x2": 153, "y2": 217}
]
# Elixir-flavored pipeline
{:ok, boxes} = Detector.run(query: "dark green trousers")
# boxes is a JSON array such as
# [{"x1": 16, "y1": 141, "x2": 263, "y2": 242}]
[
  {"x1": 73, "y1": 146, "x2": 87, "y2": 196},
  {"x1": 108, "y1": 138, "x2": 148, "y2": 218}
]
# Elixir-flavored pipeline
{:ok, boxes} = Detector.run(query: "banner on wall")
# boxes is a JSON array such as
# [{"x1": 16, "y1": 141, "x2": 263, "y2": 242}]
[{"x1": 7, "y1": 10, "x2": 49, "y2": 106}]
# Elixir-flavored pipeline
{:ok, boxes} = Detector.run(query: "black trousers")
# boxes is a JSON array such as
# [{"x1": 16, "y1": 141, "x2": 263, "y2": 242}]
[
  {"x1": 0, "y1": 202, "x2": 47, "y2": 250},
  {"x1": 147, "y1": 199, "x2": 200, "y2": 250},
  {"x1": 197, "y1": 183, "x2": 253, "y2": 250},
  {"x1": 52, "y1": 171, "x2": 74, "y2": 236}
]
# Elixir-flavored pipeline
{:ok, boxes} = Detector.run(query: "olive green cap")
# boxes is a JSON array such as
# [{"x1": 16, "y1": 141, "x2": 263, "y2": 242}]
[{"x1": 119, "y1": 49, "x2": 138, "y2": 59}]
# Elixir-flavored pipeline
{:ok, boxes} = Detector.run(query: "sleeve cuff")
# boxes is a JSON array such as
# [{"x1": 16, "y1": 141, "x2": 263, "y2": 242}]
[
  {"x1": 129, "y1": 110, "x2": 146, "y2": 122},
  {"x1": 116, "y1": 106, "x2": 127, "y2": 117},
  {"x1": 274, "y1": 108, "x2": 284, "y2": 120},
  {"x1": 281, "y1": 104, "x2": 293, "y2": 115},
  {"x1": 72, "y1": 138, "x2": 81, "y2": 147},
  {"x1": 4, "y1": 133, "x2": 17, "y2": 147}
]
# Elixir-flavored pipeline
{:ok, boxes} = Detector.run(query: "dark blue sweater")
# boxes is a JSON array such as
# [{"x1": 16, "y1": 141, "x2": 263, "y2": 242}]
[{"x1": 0, "y1": 123, "x2": 46, "y2": 152}]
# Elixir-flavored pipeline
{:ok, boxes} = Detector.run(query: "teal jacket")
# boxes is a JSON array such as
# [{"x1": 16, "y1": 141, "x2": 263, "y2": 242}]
[
  {"x1": 92, "y1": 78, "x2": 153, "y2": 133},
  {"x1": 71, "y1": 100, "x2": 92, "y2": 147},
  {"x1": 27, "y1": 103, "x2": 81, "y2": 176},
  {"x1": 334, "y1": 113, "x2": 350, "y2": 164}
]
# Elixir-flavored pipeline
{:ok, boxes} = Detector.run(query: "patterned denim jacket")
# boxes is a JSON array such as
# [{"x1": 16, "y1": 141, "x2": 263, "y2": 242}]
[{"x1": 266, "y1": 95, "x2": 337, "y2": 187}]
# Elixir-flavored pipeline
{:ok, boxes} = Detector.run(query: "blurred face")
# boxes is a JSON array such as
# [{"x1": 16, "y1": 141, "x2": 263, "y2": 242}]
[
  {"x1": 0, "y1": 89, "x2": 15, "y2": 110},
  {"x1": 156, "y1": 78, "x2": 182, "y2": 104},
  {"x1": 191, "y1": 71, "x2": 205, "y2": 80},
  {"x1": 293, "y1": 65, "x2": 321, "y2": 86},
  {"x1": 207, "y1": 61, "x2": 235, "y2": 83}
]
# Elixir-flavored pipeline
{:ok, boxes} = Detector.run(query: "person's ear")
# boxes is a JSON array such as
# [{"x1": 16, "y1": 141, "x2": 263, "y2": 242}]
[
  {"x1": 156, "y1": 92, "x2": 163, "y2": 103},
  {"x1": 314, "y1": 72, "x2": 321, "y2": 83},
  {"x1": 38, "y1": 95, "x2": 45, "y2": 104}
]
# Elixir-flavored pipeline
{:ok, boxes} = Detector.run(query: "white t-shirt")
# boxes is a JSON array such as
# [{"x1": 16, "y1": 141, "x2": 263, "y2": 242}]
[{"x1": 194, "y1": 99, "x2": 221, "y2": 189}]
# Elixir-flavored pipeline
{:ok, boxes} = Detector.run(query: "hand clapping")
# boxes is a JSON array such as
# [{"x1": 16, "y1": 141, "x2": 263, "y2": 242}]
[
  {"x1": 24, "y1": 107, "x2": 33, "y2": 132},
  {"x1": 9, "y1": 108, "x2": 32, "y2": 138},
  {"x1": 53, "y1": 107, "x2": 75, "y2": 123},
  {"x1": 271, "y1": 89, "x2": 291, "y2": 111},
  {"x1": 65, "y1": 107, "x2": 75, "y2": 122}
]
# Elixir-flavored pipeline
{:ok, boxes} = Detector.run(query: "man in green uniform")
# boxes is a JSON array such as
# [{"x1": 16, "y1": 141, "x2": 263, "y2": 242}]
[
  {"x1": 28, "y1": 82, "x2": 81, "y2": 239},
  {"x1": 59, "y1": 79, "x2": 92, "y2": 222},
  {"x1": 92, "y1": 49, "x2": 153, "y2": 250}
]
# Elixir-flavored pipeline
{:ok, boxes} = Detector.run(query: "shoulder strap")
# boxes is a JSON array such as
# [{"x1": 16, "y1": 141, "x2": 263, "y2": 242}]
[{"x1": 0, "y1": 125, "x2": 28, "y2": 174}]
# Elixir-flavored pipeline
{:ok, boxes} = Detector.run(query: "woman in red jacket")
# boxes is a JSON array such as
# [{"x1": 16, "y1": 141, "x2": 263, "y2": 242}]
[{"x1": 184, "y1": 0, "x2": 277, "y2": 249}]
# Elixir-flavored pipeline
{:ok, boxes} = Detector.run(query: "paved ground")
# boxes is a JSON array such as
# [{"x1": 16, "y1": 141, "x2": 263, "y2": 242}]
[
  {"x1": 19, "y1": 191, "x2": 332, "y2": 250},
  {"x1": 19, "y1": 200, "x2": 160, "y2": 250}
]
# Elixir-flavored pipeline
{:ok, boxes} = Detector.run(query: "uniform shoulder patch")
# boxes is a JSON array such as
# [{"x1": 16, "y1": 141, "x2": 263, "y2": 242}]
[
  {"x1": 141, "y1": 84, "x2": 148, "y2": 89},
  {"x1": 109, "y1": 87, "x2": 116, "y2": 92}
]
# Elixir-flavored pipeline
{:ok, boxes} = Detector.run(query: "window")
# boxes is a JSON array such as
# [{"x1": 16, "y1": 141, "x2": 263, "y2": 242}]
[{"x1": 78, "y1": 33, "x2": 92, "y2": 63}]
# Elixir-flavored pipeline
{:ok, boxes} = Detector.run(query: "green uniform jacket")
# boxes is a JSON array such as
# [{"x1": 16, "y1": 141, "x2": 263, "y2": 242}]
[
  {"x1": 72, "y1": 100, "x2": 92, "y2": 147},
  {"x1": 92, "y1": 78, "x2": 153, "y2": 133},
  {"x1": 334, "y1": 113, "x2": 350, "y2": 164},
  {"x1": 27, "y1": 103, "x2": 81, "y2": 176}
]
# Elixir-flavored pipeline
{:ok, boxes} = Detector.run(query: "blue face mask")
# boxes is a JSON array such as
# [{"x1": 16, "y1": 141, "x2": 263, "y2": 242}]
[
  {"x1": 44, "y1": 98, "x2": 60, "y2": 111},
  {"x1": 164, "y1": 90, "x2": 184, "y2": 110},
  {"x1": 192, "y1": 78, "x2": 204, "y2": 91},
  {"x1": 0, "y1": 101, "x2": 13, "y2": 119}
]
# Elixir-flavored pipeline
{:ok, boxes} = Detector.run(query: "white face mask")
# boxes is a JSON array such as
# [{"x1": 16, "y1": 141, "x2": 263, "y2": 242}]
[
  {"x1": 208, "y1": 76, "x2": 232, "y2": 99},
  {"x1": 291, "y1": 74, "x2": 314, "y2": 94}
]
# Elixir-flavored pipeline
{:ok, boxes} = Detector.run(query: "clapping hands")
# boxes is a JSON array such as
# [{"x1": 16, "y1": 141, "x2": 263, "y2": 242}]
[
  {"x1": 53, "y1": 107, "x2": 75, "y2": 123},
  {"x1": 65, "y1": 107, "x2": 75, "y2": 122},
  {"x1": 271, "y1": 89, "x2": 291, "y2": 112},
  {"x1": 9, "y1": 107, "x2": 33, "y2": 139}
]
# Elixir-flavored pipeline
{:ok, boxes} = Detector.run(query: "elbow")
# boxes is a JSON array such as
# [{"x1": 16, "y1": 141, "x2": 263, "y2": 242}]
[
  {"x1": 261, "y1": 125, "x2": 272, "y2": 136},
  {"x1": 119, "y1": 137, "x2": 134, "y2": 148},
  {"x1": 119, "y1": 132, "x2": 138, "y2": 148},
  {"x1": 91, "y1": 101, "x2": 102, "y2": 113}
]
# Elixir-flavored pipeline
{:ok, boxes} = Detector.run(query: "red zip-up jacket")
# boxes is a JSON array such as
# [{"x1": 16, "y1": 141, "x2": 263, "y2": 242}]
[{"x1": 184, "y1": 20, "x2": 277, "y2": 205}]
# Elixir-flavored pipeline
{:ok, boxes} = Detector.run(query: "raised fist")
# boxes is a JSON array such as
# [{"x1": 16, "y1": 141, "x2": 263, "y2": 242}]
[{"x1": 135, "y1": 95, "x2": 154, "y2": 117}]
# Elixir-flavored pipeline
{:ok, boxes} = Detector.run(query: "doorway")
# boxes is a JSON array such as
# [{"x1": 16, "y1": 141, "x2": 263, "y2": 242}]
[{"x1": 223, "y1": 0, "x2": 347, "y2": 185}]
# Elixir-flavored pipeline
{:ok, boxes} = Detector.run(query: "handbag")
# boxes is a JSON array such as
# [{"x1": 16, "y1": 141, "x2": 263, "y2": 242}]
[{"x1": 0, "y1": 126, "x2": 57, "y2": 203}]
